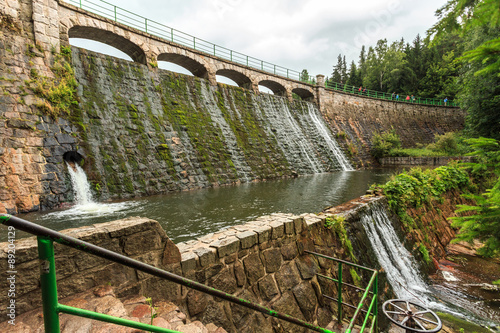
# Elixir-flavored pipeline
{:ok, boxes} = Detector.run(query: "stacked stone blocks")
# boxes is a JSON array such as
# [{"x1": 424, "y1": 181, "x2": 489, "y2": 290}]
[{"x1": 0, "y1": 206, "x2": 369, "y2": 332}]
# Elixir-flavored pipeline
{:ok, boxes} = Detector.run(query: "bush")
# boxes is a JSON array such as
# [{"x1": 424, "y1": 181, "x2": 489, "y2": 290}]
[
  {"x1": 431, "y1": 132, "x2": 458, "y2": 154},
  {"x1": 371, "y1": 129, "x2": 401, "y2": 158},
  {"x1": 377, "y1": 162, "x2": 470, "y2": 229}
]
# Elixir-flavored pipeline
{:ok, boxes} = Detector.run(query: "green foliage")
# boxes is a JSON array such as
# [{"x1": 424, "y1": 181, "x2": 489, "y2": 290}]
[
  {"x1": 430, "y1": 0, "x2": 500, "y2": 140},
  {"x1": 371, "y1": 129, "x2": 401, "y2": 158},
  {"x1": 379, "y1": 163, "x2": 469, "y2": 228},
  {"x1": 388, "y1": 132, "x2": 471, "y2": 157},
  {"x1": 430, "y1": 0, "x2": 500, "y2": 74},
  {"x1": 325, "y1": 215, "x2": 356, "y2": 262},
  {"x1": 388, "y1": 148, "x2": 447, "y2": 157},
  {"x1": 26, "y1": 48, "x2": 78, "y2": 118},
  {"x1": 145, "y1": 297, "x2": 158, "y2": 328},
  {"x1": 418, "y1": 243, "x2": 431, "y2": 264},
  {"x1": 450, "y1": 138, "x2": 500, "y2": 257},
  {"x1": 431, "y1": 132, "x2": 458, "y2": 154},
  {"x1": 459, "y1": 26, "x2": 500, "y2": 140},
  {"x1": 60, "y1": 45, "x2": 72, "y2": 58}
]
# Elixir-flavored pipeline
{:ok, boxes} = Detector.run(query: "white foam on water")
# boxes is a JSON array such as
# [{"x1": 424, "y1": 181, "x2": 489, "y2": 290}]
[{"x1": 56, "y1": 162, "x2": 139, "y2": 221}]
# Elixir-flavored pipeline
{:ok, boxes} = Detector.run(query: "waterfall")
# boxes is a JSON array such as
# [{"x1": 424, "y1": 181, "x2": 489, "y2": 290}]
[
  {"x1": 67, "y1": 162, "x2": 95, "y2": 206},
  {"x1": 59, "y1": 162, "x2": 138, "y2": 219},
  {"x1": 257, "y1": 95, "x2": 351, "y2": 174},
  {"x1": 360, "y1": 202, "x2": 429, "y2": 301},
  {"x1": 306, "y1": 104, "x2": 354, "y2": 171},
  {"x1": 360, "y1": 201, "x2": 499, "y2": 326}
]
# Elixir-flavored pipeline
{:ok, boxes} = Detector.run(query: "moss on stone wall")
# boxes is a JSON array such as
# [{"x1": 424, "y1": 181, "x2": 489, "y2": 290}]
[{"x1": 215, "y1": 85, "x2": 291, "y2": 178}]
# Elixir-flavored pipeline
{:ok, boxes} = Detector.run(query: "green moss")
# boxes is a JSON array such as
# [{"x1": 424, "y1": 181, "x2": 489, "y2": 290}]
[
  {"x1": 349, "y1": 268, "x2": 362, "y2": 287},
  {"x1": 25, "y1": 45, "x2": 79, "y2": 118},
  {"x1": 214, "y1": 84, "x2": 290, "y2": 179},
  {"x1": 325, "y1": 215, "x2": 356, "y2": 262},
  {"x1": 156, "y1": 75, "x2": 242, "y2": 183},
  {"x1": 436, "y1": 312, "x2": 491, "y2": 333},
  {"x1": 418, "y1": 243, "x2": 431, "y2": 264},
  {"x1": 123, "y1": 177, "x2": 134, "y2": 193}
]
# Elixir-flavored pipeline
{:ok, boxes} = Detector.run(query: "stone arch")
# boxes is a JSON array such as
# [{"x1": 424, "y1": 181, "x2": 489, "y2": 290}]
[
  {"x1": 215, "y1": 69, "x2": 252, "y2": 89},
  {"x1": 259, "y1": 80, "x2": 287, "y2": 96},
  {"x1": 157, "y1": 53, "x2": 208, "y2": 79},
  {"x1": 68, "y1": 26, "x2": 147, "y2": 65},
  {"x1": 292, "y1": 87, "x2": 315, "y2": 101}
]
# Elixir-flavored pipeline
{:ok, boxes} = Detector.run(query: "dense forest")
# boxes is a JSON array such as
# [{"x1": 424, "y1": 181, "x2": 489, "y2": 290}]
[
  {"x1": 322, "y1": 0, "x2": 500, "y2": 259},
  {"x1": 310, "y1": 0, "x2": 500, "y2": 256},
  {"x1": 322, "y1": 0, "x2": 499, "y2": 141}
]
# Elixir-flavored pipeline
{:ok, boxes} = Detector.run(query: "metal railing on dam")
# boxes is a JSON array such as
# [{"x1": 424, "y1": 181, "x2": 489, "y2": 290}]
[
  {"x1": 63, "y1": 0, "x2": 309, "y2": 82},
  {"x1": 62, "y1": 0, "x2": 457, "y2": 107}
]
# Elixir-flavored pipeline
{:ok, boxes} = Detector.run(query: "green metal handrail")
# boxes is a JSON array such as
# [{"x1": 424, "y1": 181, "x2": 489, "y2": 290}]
[
  {"x1": 61, "y1": 0, "x2": 315, "y2": 83},
  {"x1": 325, "y1": 81, "x2": 458, "y2": 107},
  {"x1": 304, "y1": 250, "x2": 379, "y2": 333},
  {"x1": 1, "y1": 214, "x2": 338, "y2": 333}
]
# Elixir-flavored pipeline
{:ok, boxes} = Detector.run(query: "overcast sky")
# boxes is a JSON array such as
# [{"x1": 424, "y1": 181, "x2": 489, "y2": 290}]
[{"x1": 71, "y1": 0, "x2": 448, "y2": 81}]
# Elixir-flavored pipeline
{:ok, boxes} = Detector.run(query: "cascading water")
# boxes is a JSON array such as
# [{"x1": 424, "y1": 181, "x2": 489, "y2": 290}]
[
  {"x1": 306, "y1": 104, "x2": 353, "y2": 171},
  {"x1": 360, "y1": 202, "x2": 428, "y2": 300},
  {"x1": 44, "y1": 163, "x2": 140, "y2": 221},
  {"x1": 361, "y1": 201, "x2": 499, "y2": 327},
  {"x1": 67, "y1": 162, "x2": 94, "y2": 206},
  {"x1": 257, "y1": 95, "x2": 352, "y2": 174}
]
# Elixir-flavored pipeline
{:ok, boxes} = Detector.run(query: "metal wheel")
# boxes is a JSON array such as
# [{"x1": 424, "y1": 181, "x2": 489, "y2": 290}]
[{"x1": 382, "y1": 299, "x2": 442, "y2": 333}]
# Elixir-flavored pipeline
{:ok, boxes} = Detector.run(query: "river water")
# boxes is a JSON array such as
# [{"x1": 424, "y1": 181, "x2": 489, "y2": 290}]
[{"x1": 13, "y1": 169, "x2": 395, "y2": 243}]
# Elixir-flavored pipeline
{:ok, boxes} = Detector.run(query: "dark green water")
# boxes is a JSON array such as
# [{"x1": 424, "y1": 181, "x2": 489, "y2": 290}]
[{"x1": 10, "y1": 169, "x2": 398, "y2": 243}]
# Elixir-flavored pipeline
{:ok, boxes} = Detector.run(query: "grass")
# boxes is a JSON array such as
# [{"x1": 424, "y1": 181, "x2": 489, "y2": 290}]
[{"x1": 388, "y1": 148, "x2": 452, "y2": 157}]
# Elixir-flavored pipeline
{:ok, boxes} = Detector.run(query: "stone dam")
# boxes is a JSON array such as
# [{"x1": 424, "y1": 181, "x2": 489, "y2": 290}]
[{"x1": 0, "y1": 0, "x2": 466, "y2": 215}]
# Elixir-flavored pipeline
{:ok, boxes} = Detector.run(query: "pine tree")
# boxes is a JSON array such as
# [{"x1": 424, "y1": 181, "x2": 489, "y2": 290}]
[{"x1": 331, "y1": 54, "x2": 343, "y2": 83}]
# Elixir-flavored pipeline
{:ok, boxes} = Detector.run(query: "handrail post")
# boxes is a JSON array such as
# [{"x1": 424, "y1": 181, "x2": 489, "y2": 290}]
[
  {"x1": 114, "y1": 6, "x2": 116, "y2": 21},
  {"x1": 374, "y1": 274, "x2": 378, "y2": 333},
  {"x1": 337, "y1": 262, "x2": 343, "y2": 324},
  {"x1": 38, "y1": 236, "x2": 61, "y2": 333}
]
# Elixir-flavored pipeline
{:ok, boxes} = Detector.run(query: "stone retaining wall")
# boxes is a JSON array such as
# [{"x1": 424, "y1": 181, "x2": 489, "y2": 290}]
[
  {"x1": 0, "y1": 217, "x2": 183, "y2": 318},
  {"x1": 318, "y1": 89, "x2": 466, "y2": 168},
  {"x1": 378, "y1": 156, "x2": 473, "y2": 166},
  {"x1": 0, "y1": 196, "x2": 387, "y2": 332}
]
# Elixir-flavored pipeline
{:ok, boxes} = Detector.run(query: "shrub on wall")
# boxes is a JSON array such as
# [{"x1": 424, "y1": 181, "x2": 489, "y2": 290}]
[
  {"x1": 371, "y1": 129, "x2": 401, "y2": 158},
  {"x1": 375, "y1": 162, "x2": 470, "y2": 229}
]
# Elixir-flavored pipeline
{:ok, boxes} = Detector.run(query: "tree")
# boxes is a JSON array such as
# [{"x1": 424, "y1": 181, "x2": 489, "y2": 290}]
[
  {"x1": 450, "y1": 138, "x2": 500, "y2": 258},
  {"x1": 429, "y1": 0, "x2": 500, "y2": 76},
  {"x1": 459, "y1": 26, "x2": 500, "y2": 140},
  {"x1": 331, "y1": 54, "x2": 343, "y2": 83},
  {"x1": 429, "y1": 0, "x2": 500, "y2": 139},
  {"x1": 341, "y1": 56, "x2": 348, "y2": 83},
  {"x1": 300, "y1": 69, "x2": 310, "y2": 82},
  {"x1": 418, "y1": 50, "x2": 459, "y2": 99},
  {"x1": 358, "y1": 45, "x2": 367, "y2": 79},
  {"x1": 346, "y1": 61, "x2": 361, "y2": 87}
]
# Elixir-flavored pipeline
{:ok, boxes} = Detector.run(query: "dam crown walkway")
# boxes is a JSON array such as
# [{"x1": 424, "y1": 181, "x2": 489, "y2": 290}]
[{"x1": 57, "y1": 0, "x2": 455, "y2": 107}]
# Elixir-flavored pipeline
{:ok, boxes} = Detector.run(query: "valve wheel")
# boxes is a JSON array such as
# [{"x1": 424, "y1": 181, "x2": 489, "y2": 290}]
[{"x1": 382, "y1": 299, "x2": 442, "y2": 333}]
